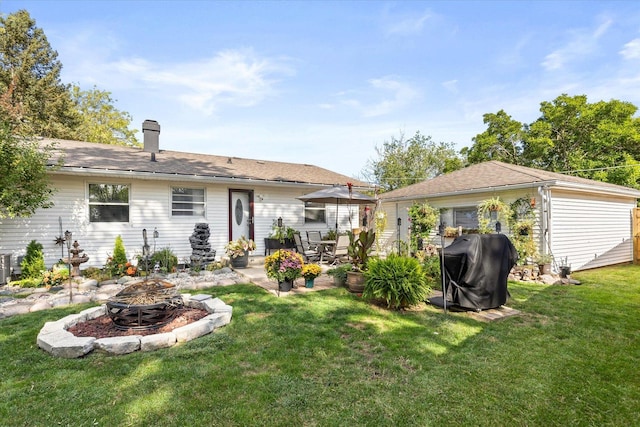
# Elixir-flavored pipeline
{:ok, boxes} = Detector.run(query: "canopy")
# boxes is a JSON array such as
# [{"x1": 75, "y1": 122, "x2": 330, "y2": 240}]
[
  {"x1": 297, "y1": 186, "x2": 377, "y2": 230},
  {"x1": 442, "y1": 233, "x2": 518, "y2": 310}
]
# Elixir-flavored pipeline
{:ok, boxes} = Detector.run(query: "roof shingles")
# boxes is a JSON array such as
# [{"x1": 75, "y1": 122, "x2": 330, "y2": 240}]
[{"x1": 46, "y1": 139, "x2": 369, "y2": 187}]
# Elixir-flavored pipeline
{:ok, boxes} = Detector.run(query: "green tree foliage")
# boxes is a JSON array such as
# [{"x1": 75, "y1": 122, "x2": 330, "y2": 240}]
[
  {"x1": 364, "y1": 131, "x2": 462, "y2": 191},
  {"x1": 467, "y1": 94, "x2": 640, "y2": 188},
  {"x1": 0, "y1": 122, "x2": 60, "y2": 218},
  {"x1": 112, "y1": 235, "x2": 128, "y2": 266},
  {"x1": 463, "y1": 110, "x2": 524, "y2": 164},
  {"x1": 71, "y1": 85, "x2": 140, "y2": 147},
  {"x1": 0, "y1": 10, "x2": 79, "y2": 138}
]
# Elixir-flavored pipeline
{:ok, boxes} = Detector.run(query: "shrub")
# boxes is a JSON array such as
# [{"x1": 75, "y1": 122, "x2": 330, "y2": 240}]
[
  {"x1": 363, "y1": 255, "x2": 431, "y2": 310},
  {"x1": 42, "y1": 265, "x2": 69, "y2": 287},
  {"x1": 21, "y1": 240, "x2": 45, "y2": 279},
  {"x1": 112, "y1": 235, "x2": 128, "y2": 265},
  {"x1": 415, "y1": 244, "x2": 442, "y2": 290},
  {"x1": 151, "y1": 247, "x2": 178, "y2": 273}
]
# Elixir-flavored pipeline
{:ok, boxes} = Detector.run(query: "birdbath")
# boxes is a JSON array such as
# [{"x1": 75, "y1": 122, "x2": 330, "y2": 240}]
[{"x1": 66, "y1": 240, "x2": 89, "y2": 276}]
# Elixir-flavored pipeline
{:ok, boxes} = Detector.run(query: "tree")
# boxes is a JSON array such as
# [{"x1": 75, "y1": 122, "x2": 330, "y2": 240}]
[
  {"x1": 0, "y1": 122, "x2": 60, "y2": 218},
  {"x1": 71, "y1": 85, "x2": 140, "y2": 147},
  {"x1": 0, "y1": 10, "x2": 79, "y2": 138},
  {"x1": 364, "y1": 131, "x2": 462, "y2": 192},
  {"x1": 467, "y1": 94, "x2": 640, "y2": 188},
  {"x1": 464, "y1": 110, "x2": 524, "y2": 164}
]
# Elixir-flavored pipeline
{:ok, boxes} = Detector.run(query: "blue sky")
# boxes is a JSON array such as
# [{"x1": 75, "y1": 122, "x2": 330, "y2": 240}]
[{"x1": 3, "y1": 1, "x2": 640, "y2": 179}]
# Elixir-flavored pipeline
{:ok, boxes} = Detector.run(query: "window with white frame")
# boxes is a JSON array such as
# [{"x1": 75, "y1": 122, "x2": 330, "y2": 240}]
[
  {"x1": 304, "y1": 202, "x2": 326, "y2": 224},
  {"x1": 172, "y1": 187, "x2": 205, "y2": 217},
  {"x1": 88, "y1": 183, "x2": 130, "y2": 222},
  {"x1": 453, "y1": 207, "x2": 478, "y2": 229}
]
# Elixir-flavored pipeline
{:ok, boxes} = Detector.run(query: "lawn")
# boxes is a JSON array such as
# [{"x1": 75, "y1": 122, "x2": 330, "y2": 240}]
[{"x1": 1, "y1": 264, "x2": 639, "y2": 426}]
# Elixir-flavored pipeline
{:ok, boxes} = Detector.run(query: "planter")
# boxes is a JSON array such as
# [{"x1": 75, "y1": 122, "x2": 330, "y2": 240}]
[
  {"x1": 264, "y1": 238, "x2": 295, "y2": 255},
  {"x1": 304, "y1": 278, "x2": 315, "y2": 288},
  {"x1": 278, "y1": 280, "x2": 293, "y2": 292},
  {"x1": 333, "y1": 276, "x2": 346, "y2": 287},
  {"x1": 230, "y1": 252, "x2": 249, "y2": 268},
  {"x1": 346, "y1": 271, "x2": 365, "y2": 294},
  {"x1": 538, "y1": 263, "x2": 552, "y2": 275}
]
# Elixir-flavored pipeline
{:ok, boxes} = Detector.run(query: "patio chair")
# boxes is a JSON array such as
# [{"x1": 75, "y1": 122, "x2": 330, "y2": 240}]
[
  {"x1": 325, "y1": 234, "x2": 350, "y2": 265},
  {"x1": 306, "y1": 231, "x2": 323, "y2": 251},
  {"x1": 293, "y1": 233, "x2": 321, "y2": 262}
]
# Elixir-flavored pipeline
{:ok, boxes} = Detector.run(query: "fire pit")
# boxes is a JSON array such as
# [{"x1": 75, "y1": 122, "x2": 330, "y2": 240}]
[{"x1": 106, "y1": 279, "x2": 183, "y2": 331}]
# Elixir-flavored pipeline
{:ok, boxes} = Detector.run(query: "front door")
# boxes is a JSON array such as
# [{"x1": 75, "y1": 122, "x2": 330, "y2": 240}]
[{"x1": 229, "y1": 189, "x2": 254, "y2": 241}]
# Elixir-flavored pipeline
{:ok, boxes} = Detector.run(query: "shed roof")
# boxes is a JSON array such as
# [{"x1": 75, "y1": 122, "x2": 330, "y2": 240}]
[
  {"x1": 379, "y1": 160, "x2": 640, "y2": 201},
  {"x1": 45, "y1": 139, "x2": 370, "y2": 188}
]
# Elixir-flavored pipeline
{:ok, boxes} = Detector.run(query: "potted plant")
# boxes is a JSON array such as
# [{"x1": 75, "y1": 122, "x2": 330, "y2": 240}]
[
  {"x1": 225, "y1": 236, "x2": 256, "y2": 268},
  {"x1": 326, "y1": 262, "x2": 352, "y2": 287},
  {"x1": 264, "y1": 249, "x2": 304, "y2": 291},
  {"x1": 264, "y1": 219, "x2": 297, "y2": 255},
  {"x1": 301, "y1": 263, "x2": 322, "y2": 288},
  {"x1": 536, "y1": 253, "x2": 553, "y2": 275},
  {"x1": 346, "y1": 229, "x2": 376, "y2": 293}
]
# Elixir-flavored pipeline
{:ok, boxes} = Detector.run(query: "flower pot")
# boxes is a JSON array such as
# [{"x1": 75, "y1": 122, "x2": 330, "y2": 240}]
[
  {"x1": 279, "y1": 280, "x2": 293, "y2": 292},
  {"x1": 305, "y1": 278, "x2": 315, "y2": 288},
  {"x1": 346, "y1": 271, "x2": 365, "y2": 294},
  {"x1": 230, "y1": 252, "x2": 249, "y2": 268},
  {"x1": 538, "y1": 263, "x2": 551, "y2": 275}
]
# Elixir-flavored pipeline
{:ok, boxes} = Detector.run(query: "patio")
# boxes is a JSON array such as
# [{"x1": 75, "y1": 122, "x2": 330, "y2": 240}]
[{"x1": 234, "y1": 256, "x2": 339, "y2": 296}]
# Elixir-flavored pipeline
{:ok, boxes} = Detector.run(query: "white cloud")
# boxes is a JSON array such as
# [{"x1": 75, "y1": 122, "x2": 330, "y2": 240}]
[
  {"x1": 620, "y1": 38, "x2": 640, "y2": 60},
  {"x1": 442, "y1": 79, "x2": 458, "y2": 93},
  {"x1": 384, "y1": 11, "x2": 434, "y2": 36},
  {"x1": 338, "y1": 77, "x2": 420, "y2": 118},
  {"x1": 542, "y1": 16, "x2": 613, "y2": 71}
]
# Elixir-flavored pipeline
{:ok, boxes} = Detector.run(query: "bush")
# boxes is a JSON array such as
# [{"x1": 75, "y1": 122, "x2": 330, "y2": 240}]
[
  {"x1": 21, "y1": 240, "x2": 45, "y2": 279},
  {"x1": 363, "y1": 255, "x2": 431, "y2": 310},
  {"x1": 151, "y1": 247, "x2": 178, "y2": 273},
  {"x1": 112, "y1": 235, "x2": 128, "y2": 265},
  {"x1": 42, "y1": 265, "x2": 69, "y2": 287},
  {"x1": 415, "y1": 244, "x2": 442, "y2": 290},
  {"x1": 104, "y1": 235, "x2": 135, "y2": 277}
]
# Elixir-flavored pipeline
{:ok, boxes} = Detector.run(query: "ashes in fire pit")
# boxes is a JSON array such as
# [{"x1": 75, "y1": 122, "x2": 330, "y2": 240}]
[{"x1": 106, "y1": 279, "x2": 183, "y2": 331}]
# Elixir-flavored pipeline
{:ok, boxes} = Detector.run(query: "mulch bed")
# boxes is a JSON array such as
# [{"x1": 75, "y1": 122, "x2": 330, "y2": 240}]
[{"x1": 68, "y1": 307, "x2": 209, "y2": 339}]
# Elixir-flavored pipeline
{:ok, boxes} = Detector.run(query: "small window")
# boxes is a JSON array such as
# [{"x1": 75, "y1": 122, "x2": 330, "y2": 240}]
[
  {"x1": 304, "y1": 202, "x2": 326, "y2": 224},
  {"x1": 172, "y1": 187, "x2": 205, "y2": 217},
  {"x1": 453, "y1": 207, "x2": 478, "y2": 229},
  {"x1": 88, "y1": 184, "x2": 129, "y2": 222}
]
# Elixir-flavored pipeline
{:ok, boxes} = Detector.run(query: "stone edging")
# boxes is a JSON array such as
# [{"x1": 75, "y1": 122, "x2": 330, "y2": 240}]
[{"x1": 36, "y1": 294, "x2": 232, "y2": 358}]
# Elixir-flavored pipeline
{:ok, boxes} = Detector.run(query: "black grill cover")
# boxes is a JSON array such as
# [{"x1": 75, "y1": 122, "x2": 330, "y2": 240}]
[{"x1": 443, "y1": 234, "x2": 518, "y2": 310}]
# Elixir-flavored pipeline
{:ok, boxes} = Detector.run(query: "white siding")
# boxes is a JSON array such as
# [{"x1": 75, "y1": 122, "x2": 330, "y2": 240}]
[
  {"x1": 0, "y1": 177, "x2": 360, "y2": 272},
  {"x1": 548, "y1": 189, "x2": 635, "y2": 271}
]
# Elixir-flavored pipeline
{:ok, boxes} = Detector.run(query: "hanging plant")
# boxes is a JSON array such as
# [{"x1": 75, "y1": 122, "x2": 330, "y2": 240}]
[{"x1": 477, "y1": 197, "x2": 511, "y2": 234}]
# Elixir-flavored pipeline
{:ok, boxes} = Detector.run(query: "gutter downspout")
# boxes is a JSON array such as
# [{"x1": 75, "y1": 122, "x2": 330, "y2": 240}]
[{"x1": 539, "y1": 185, "x2": 552, "y2": 263}]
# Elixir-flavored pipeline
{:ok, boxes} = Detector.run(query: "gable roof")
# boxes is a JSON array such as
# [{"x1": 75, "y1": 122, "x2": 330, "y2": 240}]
[
  {"x1": 45, "y1": 139, "x2": 370, "y2": 188},
  {"x1": 379, "y1": 160, "x2": 640, "y2": 201}
]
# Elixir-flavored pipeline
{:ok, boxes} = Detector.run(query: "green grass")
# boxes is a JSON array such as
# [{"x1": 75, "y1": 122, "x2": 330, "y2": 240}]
[{"x1": 1, "y1": 265, "x2": 639, "y2": 426}]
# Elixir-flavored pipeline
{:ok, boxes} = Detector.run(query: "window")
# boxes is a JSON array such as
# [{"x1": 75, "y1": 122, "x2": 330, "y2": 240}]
[
  {"x1": 172, "y1": 187, "x2": 205, "y2": 217},
  {"x1": 88, "y1": 184, "x2": 129, "y2": 222},
  {"x1": 304, "y1": 202, "x2": 326, "y2": 224},
  {"x1": 453, "y1": 207, "x2": 478, "y2": 229}
]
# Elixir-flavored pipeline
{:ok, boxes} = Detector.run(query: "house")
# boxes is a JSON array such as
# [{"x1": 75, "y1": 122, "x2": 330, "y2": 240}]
[
  {"x1": 378, "y1": 160, "x2": 640, "y2": 272},
  {"x1": 0, "y1": 120, "x2": 371, "y2": 274}
]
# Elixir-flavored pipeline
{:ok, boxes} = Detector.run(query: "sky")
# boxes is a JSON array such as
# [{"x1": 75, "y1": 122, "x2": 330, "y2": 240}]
[{"x1": 2, "y1": 1, "x2": 640, "y2": 180}]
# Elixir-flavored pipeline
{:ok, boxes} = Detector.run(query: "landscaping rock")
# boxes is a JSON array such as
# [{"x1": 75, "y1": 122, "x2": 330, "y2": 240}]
[
  {"x1": 30, "y1": 300, "x2": 53, "y2": 312},
  {"x1": 140, "y1": 332, "x2": 177, "y2": 352},
  {"x1": 95, "y1": 336, "x2": 142, "y2": 355},
  {"x1": 78, "y1": 279, "x2": 99, "y2": 291},
  {"x1": 173, "y1": 318, "x2": 215, "y2": 342}
]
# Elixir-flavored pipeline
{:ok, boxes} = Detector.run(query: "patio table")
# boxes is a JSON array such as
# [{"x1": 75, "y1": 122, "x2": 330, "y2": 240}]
[{"x1": 309, "y1": 240, "x2": 336, "y2": 264}]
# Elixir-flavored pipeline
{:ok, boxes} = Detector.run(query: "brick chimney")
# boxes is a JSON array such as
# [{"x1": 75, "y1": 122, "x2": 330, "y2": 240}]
[{"x1": 142, "y1": 120, "x2": 160, "y2": 153}]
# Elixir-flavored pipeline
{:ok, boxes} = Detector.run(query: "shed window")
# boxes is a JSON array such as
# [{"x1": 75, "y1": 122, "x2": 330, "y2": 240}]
[
  {"x1": 453, "y1": 207, "x2": 478, "y2": 229},
  {"x1": 172, "y1": 187, "x2": 205, "y2": 217},
  {"x1": 88, "y1": 184, "x2": 129, "y2": 223},
  {"x1": 304, "y1": 202, "x2": 326, "y2": 224}
]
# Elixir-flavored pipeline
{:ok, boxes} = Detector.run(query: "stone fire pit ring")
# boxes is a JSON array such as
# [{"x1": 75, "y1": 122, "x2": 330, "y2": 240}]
[{"x1": 37, "y1": 294, "x2": 232, "y2": 358}]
